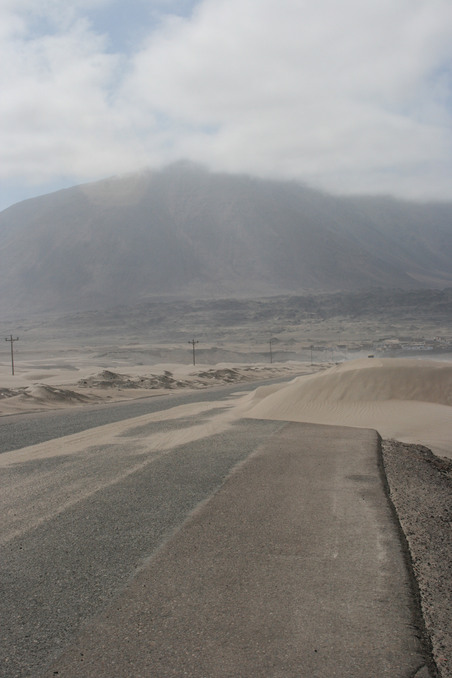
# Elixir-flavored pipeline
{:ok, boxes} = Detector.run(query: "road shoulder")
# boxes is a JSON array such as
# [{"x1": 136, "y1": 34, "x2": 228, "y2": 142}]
[{"x1": 383, "y1": 440, "x2": 452, "y2": 678}]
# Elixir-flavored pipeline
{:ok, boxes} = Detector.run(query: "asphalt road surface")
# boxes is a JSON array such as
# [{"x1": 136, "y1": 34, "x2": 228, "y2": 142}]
[
  {"x1": 0, "y1": 379, "x2": 284, "y2": 455},
  {"x1": 1, "y1": 398, "x2": 433, "y2": 677}
]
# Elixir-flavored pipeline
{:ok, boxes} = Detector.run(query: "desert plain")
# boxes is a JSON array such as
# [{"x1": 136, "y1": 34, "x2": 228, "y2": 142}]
[{"x1": 1, "y1": 299, "x2": 451, "y2": 677}]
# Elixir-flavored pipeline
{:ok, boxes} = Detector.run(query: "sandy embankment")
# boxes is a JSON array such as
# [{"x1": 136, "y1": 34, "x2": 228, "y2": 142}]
[{"x1": 240, "y1": 357, "x2": 452, "y2": 459}]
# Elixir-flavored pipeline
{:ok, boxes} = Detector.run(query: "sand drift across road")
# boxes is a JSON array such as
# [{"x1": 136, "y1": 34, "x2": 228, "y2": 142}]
[{"x1": 1, "y1": 358, "x2": 451, "y2": 676}]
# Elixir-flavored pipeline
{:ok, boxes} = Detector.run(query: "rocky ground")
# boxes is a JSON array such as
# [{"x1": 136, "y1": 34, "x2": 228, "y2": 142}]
[{"x1": 382, "y1": 440, "x2": 452, "y2": 678}]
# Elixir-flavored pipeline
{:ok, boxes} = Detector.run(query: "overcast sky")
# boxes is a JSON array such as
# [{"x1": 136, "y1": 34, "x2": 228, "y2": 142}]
[{"x1": 1, "y1": 0, "x2": 452, "y2": 211}]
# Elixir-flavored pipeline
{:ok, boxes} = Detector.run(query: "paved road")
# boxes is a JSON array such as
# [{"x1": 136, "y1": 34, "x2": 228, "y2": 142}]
[
  {"x1": 0, "y1": 378, "x2": 284, "y2": 455},
  {"x1": 0, "y1": 408, "x2": 281, "y2": 678},
  {"x1": 1, "y1": 404, "x2": 432, "y2": 677}
]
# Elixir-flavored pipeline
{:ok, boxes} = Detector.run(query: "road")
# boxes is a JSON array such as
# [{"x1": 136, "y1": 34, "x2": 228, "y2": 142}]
[
  {"x1": 1, "y1": 390, "x2": 433, "y2": 677},
  {"x1": 0, "y1": 379, "x2": 283, "y2": 455},
  {"x1": 1, "y1": 388, "x2": 282, "y2": 678}
]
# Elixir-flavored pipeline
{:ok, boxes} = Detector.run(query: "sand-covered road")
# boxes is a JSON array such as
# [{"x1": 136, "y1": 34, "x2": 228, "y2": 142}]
[
  {"x1": 1, "y1": 403, "x2": 282, "y2": 678},
  {"x1": 1, "y1": 357, "x2": 451, "y2": 677},
  {"x1": 0, "y1": 378, "x2": 291, "y2": 455},
  {"x1": 1, "y1": 414, "x2": 434, "y2": 678}
]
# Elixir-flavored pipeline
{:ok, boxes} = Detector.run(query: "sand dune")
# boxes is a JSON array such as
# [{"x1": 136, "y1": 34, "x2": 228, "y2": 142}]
[{"x1": 242, "y1": 358, "x2": 452, "y2": 459}]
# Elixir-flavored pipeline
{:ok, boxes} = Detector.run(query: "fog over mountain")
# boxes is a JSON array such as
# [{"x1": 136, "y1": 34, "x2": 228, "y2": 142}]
[{"x1": 1, "y1": 162, "x2": 451, "y2": 317}]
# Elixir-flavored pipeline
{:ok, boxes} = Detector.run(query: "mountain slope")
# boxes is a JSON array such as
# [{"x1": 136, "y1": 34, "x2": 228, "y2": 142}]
[{"x1": 1, "y1": 163, "x2": 451, "y2": 316}]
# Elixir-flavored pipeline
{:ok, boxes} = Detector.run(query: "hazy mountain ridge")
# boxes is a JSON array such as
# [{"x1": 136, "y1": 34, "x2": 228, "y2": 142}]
[
  {"x1": 48, "y1": 288, "x2": 452, "y2": 335},
  {"x1": 1, "y1": 163, "x2": 451, "y2": 317}
]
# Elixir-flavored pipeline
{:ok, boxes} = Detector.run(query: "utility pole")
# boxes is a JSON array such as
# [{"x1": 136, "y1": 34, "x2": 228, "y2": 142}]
[
  {"x1": 5, "y1": 335, "x2": 19, "y2": 375},
  {"x1": 188, "y1": 339, "x2": 199, "y2": 366}
]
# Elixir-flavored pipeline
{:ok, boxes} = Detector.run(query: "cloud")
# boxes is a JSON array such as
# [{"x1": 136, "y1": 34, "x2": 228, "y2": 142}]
[
  {"x1": 1, "y1": 0, "x2": 452, "y2": 207},
  {"x1": 121, "y1": 0, "x2": 452, "y2": 195},
  {"x1": 1, "y1": 12, "x2": 152, "y2": 193}
]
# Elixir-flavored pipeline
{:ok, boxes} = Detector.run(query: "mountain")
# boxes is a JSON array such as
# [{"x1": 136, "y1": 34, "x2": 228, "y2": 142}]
[{"x1": 1, "y1": 162, "x2": 451, "y2": 317}]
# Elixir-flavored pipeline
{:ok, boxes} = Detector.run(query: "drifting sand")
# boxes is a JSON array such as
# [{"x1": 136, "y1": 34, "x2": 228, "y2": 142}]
[
  {"x1": 2, "y1": 355, "x2": 450, "y2": 675},
  {"x1": 0, "y1": 361, "x2": 314, "y2": 416},
  {"x1": 2, "y1": 355, "x2": 450, "y2": 461},
  {"x1": 241, "y1": 358, "x2": 452, "y2": 459}
]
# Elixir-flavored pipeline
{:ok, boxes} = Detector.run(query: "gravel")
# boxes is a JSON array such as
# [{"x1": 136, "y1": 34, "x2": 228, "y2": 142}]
[{"x1": 382, "y1": 440, "x2": 452, "y2": 678}]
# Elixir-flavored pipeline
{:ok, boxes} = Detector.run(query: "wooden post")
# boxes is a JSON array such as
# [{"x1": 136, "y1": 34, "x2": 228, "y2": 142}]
[
  {"x1": 188, "y1": 339, "x2": 199, "y2": 366},
  {"x1": 5, "y1": 335, "x2": 19, "y2": 375}
]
